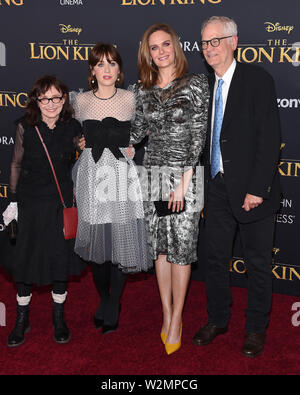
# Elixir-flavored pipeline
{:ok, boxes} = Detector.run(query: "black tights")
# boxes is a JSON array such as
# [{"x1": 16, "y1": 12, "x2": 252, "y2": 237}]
[
  {"x1": 17, "y1": 282, "x2": 67, "y2": 297},
  {"x1": 91, "y1": 262, "x2": 126, "y2": 325}
]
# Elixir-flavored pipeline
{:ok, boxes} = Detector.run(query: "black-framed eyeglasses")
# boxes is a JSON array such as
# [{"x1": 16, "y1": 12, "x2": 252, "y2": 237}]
[
  {"x1": 37, "y1": 96, "x2": 63, "y2": 105},
  {"x1": 200, "y1": 36, "x2": 232, "y2": 50}
]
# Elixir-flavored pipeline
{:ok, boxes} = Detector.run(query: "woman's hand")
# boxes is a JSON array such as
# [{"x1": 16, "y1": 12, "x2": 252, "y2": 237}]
[
  {"x1": 168, "y1": 184, "x2": 185, "y2": 213},
  {"x1": 125, "y1": 144, "x2": 135, "y2": 159},
  {"x1": 78, "y1": 135, "x2": 86, "y2": 151},
  {"x1": 168, "y1": 168, "x2": 193, "y2": 213},
  {"x1": 3, "y1": 202, "x2": 18, "y2": 226}
]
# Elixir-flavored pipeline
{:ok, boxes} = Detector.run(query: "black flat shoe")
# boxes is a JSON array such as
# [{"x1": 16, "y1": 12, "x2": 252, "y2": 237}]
[
  {"x1": 102, "y1": 304, "x2": 121, "y2": 335},
  {"x1": 94, "y1": 316, "x2": 104, "y2": 330},
  {"x1": 102, "y1": 322, "x2": 118, "y2": 335}
]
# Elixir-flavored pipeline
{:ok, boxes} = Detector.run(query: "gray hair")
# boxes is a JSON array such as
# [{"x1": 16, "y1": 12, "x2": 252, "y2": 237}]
[{"x1": 201, "y1": 16, "x2": 238, "y2": 36}]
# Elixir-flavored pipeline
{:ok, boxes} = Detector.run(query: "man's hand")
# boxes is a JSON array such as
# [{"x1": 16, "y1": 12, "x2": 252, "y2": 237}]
[{"x1": 242, "y1": 193, "x2": 263, "y2": 212}]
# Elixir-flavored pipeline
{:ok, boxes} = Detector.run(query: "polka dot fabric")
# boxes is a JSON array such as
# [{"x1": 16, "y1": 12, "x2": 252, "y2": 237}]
[{"x1": 73, "y1": 89, "x2": 152, "y2": 273}]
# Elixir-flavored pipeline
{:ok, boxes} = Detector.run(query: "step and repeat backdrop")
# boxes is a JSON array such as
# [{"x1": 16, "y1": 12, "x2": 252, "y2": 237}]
[{"x1": 0, "y1": 0, "x2": 299, "y2": 295}]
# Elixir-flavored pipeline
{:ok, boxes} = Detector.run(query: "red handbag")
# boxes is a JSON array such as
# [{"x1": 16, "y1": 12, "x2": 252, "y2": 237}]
[
  {"x1": 62, "y1": 205, "x2": 78, "y2": 240},
  {"x1": 35, "y1": 126, "x2": 78, "y2": 240}
]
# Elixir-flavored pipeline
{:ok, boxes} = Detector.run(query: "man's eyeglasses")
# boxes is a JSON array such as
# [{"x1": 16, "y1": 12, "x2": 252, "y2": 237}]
[
  {"x1": 200, "y1": 36, "x2": 232, "y2": 50},
  {"x1": 37, "y1": 96, "x2": 63, "y2": 105}
]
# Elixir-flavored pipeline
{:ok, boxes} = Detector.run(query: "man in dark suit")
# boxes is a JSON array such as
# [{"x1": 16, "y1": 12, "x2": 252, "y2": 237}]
[{"x1": 193, "y1": 16, "x2": 281, "y2": 357}]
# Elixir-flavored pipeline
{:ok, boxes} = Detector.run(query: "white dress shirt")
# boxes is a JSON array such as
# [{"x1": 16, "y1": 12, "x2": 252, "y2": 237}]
[{"x1": 210, "y1": 59, "x2": 237, "y2": 173}]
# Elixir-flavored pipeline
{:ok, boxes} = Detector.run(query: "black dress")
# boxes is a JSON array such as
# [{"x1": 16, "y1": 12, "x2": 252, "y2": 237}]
[{"x1": 2, "y1": 118, "x2": 86, "y2": 286}]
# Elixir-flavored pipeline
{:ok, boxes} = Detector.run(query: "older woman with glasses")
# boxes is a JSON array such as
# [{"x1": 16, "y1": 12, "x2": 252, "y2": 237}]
[{"x1": 2, "y1": 75, "x2": 86, "y2": 348}]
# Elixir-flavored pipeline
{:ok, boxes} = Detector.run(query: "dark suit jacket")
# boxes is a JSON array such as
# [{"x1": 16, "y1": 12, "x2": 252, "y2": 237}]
[{"x1": 203, "y1": 62, "x2": 281, "y2": 223}]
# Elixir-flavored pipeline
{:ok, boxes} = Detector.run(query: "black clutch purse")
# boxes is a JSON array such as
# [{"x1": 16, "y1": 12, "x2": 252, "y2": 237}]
[
  {"x1": 154, "y1": 199, "x2": 186, "y2": 217},
  {"x1": 7, "y1": 219, "x2": 18, "y2": 241}
]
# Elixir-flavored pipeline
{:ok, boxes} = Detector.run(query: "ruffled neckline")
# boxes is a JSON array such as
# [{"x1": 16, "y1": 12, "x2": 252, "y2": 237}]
[{"x1": 38, "y1": 119, "x2": 63, "y2": 132}]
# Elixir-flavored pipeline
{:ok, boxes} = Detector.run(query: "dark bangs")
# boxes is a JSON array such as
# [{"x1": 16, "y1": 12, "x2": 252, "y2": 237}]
[
  {"x1": 25, "y1": 75, "x2": 73, "y2": 125},
  {"x1": 88, "y1": 43, "x2": 124, "y2": 90}
]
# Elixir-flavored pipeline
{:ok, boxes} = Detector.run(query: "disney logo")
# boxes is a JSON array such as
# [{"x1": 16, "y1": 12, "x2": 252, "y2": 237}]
[
  {"x1": 59, "y1": 24, "x2": 82, "y2": 36},
  {"x1": 264, "y1": 22, "x2": 294, "y2": 35}
]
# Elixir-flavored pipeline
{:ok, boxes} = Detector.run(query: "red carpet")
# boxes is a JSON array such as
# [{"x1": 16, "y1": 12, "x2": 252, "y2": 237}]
[{"x1": 1, "y1": 266, "x2": 300, "y2": 375}]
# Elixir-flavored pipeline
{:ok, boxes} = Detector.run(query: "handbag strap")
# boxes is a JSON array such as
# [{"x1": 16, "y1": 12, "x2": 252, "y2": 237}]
[{"x1": 34, "y1": 126, "x2": 66, "y2": 208}]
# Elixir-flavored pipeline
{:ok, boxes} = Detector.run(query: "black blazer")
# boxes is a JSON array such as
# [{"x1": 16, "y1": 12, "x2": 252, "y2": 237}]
[{"x1": 203, "y1": 62, "x2": 281, "y2": 223}]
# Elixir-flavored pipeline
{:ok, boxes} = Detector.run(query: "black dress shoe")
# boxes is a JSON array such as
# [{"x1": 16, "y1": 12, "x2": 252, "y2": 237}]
[
  {"x1": 242, "y1": 332, "x2": 265, "y2": 358},
  {"x1": 94, "y1": 316, "x2": 104, "y2": 330},
  {"x1": 193, "y1": 322, "x2": 228, "y2": 346}
]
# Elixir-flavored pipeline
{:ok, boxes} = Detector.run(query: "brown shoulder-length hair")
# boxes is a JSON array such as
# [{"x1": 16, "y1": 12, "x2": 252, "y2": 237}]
[
  {"x1": 25, "y1": 75, "x2": 73, "y2": 125},
  {"x1": 88, "y1": 42, "x2": 124, "y2": 91},
  {"x1": 138, "y1": 23, "x2": 188, "y2": 89}
]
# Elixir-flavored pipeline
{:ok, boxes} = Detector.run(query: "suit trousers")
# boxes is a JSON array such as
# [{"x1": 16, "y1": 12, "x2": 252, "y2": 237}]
[{"x1": 205, "y1": 173, "x2": 275, "y2": 333}]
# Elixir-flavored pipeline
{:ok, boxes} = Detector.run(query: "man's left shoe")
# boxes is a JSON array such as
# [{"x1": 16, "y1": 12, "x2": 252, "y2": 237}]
[{"x1": 242, "y1": 332, "x2": 265, "y2": 358}]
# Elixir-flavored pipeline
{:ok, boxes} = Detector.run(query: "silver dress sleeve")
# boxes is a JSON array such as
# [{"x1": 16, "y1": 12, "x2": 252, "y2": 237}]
[
  {"x1": 129, "y1": 83, "x2": 149, "y2": 145},
  {"x1": 185, "y1": 74, "x2": 209, "y2": 169}
]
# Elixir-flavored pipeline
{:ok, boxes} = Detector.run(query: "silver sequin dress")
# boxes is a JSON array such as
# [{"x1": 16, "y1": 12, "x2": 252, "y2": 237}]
[
  {"x1": 130, "y1": 74, "x2": 209, "y2": 266},
  {"x1": 73, "y1": 89, "x2": 152, "y2": 273}
]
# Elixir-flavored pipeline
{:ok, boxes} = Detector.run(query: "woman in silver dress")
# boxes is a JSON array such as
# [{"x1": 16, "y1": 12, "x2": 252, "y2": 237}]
[
  {"x1": 73, "y1": 43, "x2": 151, "y2": 334},
  {"x1": 131, "y1": 23, "x2": 209, "y2": 354}
]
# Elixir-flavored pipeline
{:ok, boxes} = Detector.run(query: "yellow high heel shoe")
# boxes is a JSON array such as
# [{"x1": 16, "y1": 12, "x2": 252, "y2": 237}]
[
  {"x1": 165, "y1": 324, "x2": 182, "y2": 355},
  {"x1": 160, "y1": 329, "x2": 168, "y2": 345}
]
